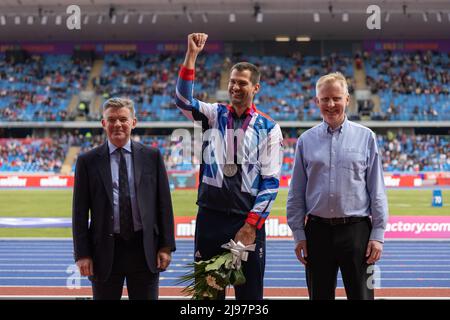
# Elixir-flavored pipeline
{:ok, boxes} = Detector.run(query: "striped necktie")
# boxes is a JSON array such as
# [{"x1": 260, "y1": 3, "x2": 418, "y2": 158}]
[{"x1": 118, "y1": 148, "x2": 134, "y2": 240}]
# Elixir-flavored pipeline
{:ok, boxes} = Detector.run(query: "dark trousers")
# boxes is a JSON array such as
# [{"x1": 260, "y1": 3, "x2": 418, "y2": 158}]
[
  {"x1": 92, "y1": 231, "x2": 159, "y2": 300},
  {"x1": 305, "y1": 217, "x2": 374, "y2": 300},
  {"x1": 194, "y1": 207, "x2": 266, "y2": 300}
]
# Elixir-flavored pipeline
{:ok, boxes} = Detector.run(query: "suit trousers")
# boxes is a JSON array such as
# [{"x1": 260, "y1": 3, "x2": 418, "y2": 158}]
[
  {"x1": 91, "y1": 231, "x2": 159, "y2": 300},
  {"x1": 194, "y1": 207, "x2": 266, "y2": 300},
  {"x1": 305, "y1": 217, "x2": 375, "y2": 300}
]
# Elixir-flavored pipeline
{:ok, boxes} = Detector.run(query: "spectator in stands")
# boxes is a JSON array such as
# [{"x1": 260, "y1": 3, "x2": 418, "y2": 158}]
[
  {"x1": 0, "y1": 54, "x2": 90, "y2": 121},
  {"x1": 0, "y1": 138, "x2": 66, "y2": 172},
  {"x1": 354, "y1": 53, "x2": 363, "y2": 70},
  {"x1": 378, "y1": 133, "x2": 449, "y2": 172}
]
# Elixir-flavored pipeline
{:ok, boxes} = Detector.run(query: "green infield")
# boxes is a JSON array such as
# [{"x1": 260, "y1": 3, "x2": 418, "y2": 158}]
[
  {"x1": 0, "y1": 188, "x2": 448, "y2": 237},
  {"x1": 0, "y1": 228, "x2": 71, "y2": 238},
  {"x1": 0, "y1": 190, "x2": 73, "y2": 217},
  {"x1": 0, "y1": 188, "x2": 449, "y2": 217}
]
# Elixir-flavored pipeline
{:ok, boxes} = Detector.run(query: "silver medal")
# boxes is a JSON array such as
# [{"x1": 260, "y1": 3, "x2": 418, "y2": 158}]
[{"x1": 223, "y1": 164, "x2": 238, "y2": 177}]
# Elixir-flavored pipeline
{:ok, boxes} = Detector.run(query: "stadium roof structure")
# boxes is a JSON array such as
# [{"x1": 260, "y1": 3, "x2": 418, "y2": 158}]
[{"x1": 0, "y1": 0, "x2": 448, "y2": 41}]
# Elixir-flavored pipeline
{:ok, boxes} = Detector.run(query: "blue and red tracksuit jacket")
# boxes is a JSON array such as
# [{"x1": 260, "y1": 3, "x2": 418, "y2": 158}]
[{"x1": 175, "y1": 66, "x2": 283, "y2": 229}]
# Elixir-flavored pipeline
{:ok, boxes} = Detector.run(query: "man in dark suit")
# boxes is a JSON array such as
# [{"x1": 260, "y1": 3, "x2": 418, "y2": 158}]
[{"x1": 72, "y1": 97, "x2": 176, "y2": 300}]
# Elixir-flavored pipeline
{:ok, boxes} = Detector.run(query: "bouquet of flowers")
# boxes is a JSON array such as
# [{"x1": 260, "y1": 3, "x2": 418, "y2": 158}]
[{"x1": 177, "y1": 240, "x2": 256, "y2": 300}]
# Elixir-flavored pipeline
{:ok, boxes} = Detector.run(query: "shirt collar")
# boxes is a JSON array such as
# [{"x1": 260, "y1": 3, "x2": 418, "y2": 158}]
[
  {"x1": 108, "y1": 139, "x2": 132, "y2": 154},
  {"x1": 323, "y1": 116, "x2": 348, "y2": 135},
  {"x1": 227, "y1": 104, "x2": 256, "y2": 118}
]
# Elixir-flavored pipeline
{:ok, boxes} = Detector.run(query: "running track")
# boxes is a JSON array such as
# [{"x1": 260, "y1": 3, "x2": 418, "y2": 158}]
[{"x1": 0, "y1": 239, "x2": 449, "y2": 299}]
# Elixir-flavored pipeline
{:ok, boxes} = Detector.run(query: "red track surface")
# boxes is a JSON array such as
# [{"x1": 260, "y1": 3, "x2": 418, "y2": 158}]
[{"x1": 1, "y1": 286, "x2": 450, "y2": 298}]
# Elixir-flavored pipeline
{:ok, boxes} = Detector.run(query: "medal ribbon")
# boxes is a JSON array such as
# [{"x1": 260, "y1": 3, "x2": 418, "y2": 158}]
[{"x1": 226, "y1": 104, "x2": 255, "y2": 164}]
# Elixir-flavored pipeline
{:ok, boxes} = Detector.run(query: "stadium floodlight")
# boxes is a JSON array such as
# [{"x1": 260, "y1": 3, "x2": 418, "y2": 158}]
[
  {"x1": 183, "y1": 5, "x2": 192, "y2": 23},
  {"x1": 41, "y1": 15, "x2": 47, "y2": 25},
  {"x1": 436, "y1": 12, "x2": 442, "y2": 23},
  {"x1": 138, "y1": 14, "x2": 144, "y2": 24},
  {"x1": 313, "y1": 12, "x2": 320, "y2": 23},
  {"x1": 27, "y1": 16, "x2": 34, "y2": 25},
  {"x1": 83, "y1": 15, "x2": 89, "y2": 25},
  {"x1": 342, "y1": 12, "x2": 349, "y2": 22},
  {"x1": 422, "y1": 12, "x2": 428, "y2": 22},
  {"x1": 254, "y1": 2, "x2": 263, "y2": 22},
  {"x1": 123, "y1": 14, "x2": 129, "y2": 24},
  {"x1": 256, "y1": 12, "x2": 263, "y2": 23},
  {"x1": 385, "y1": 12, "x2": 390, "y2": 23},
  {"x1": 0, "y1": 16, "x2": 5, "y2": 26},
  {"x1": 97, "y1": 15, "x2": 103, "y2": 24},
  {"x1": 55, "y1": 15, "x2": 62, "y2": 25},
  {"x1": 109, "y1": 6, "x2": 115, "y2": 19},
  {"x1": 14, "y1": 16, "x2": 21, "y2": 25},
  {"x1": 229, "y1": 13, "x2": 236, "y2": 23},
  {"x1": 152, "y1": 13, "x2": 157, "y2": 24},
  {"x1": 111, "y1": 14, "x2": 117, "y2": 24},
  {"x1": 202, "y1": 13, "x2": 208, "y2": 23},
  {"x1": 296, "y1": 36, "x2": 311, "y2": 42},
  {"x1": 275, "y1": 36, "x2": 290, "y2": 42}
]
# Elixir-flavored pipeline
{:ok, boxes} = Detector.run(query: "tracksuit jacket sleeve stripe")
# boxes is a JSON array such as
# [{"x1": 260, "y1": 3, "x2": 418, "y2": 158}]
[
  {"x1": 247, "y1": 125, "x2": 283, "y2": 229},
  {"x1": 175, "y1": 66, "x2": 217, "y2": 124}
]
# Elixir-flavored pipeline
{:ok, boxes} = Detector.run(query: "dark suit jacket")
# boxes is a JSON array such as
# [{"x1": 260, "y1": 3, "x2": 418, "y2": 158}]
[{"x1": 72, "y1": 140, "x2": 176, "y2": 282}]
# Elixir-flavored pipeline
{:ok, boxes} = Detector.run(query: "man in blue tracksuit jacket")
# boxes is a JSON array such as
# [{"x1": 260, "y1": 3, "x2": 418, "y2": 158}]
[{"x1": 175, "y1": 33, "x2": 283, "y2": 300}]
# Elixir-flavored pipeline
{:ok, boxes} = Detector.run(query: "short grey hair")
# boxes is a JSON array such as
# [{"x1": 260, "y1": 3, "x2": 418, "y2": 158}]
[
  {"x1": 102, "y1": 97, "x2": 135, "y2": 118},
  {"x1": 315, "y1": 72, "x2": 349, "y2": 96}
]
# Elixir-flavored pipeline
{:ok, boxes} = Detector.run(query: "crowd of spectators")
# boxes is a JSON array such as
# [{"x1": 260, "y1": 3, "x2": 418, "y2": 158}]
[
  {"x1": 364, "y1": 51, "x2": 449, "y2": 95},
  {"x1": 281, "y1": 130, "x2": 449, "y2": 173},
  {"x1": 363, "y1": 50, "x2": 449, "y2": 121},
  {"x1": 0, "y1": 54, "x2": 91, "y2": 121},
  {"x1": 2, "y1": 131, "x2": 447, "y2": 174},
  {"x1": 0, "y1": 136, "x2": 68, "y2": 172},
  {"x1": 237, "y1": 52, "x2": 354, "y2": 121},
  {"x1": 68, "y1": 131, "x2": 198, "y2": 171},
  {"x1": 377, "y1": 131, "x2": 449, "y2": 172},
  {"x1": 1, "y1": 50, "x2": 449, "y2": 122},
  {"x1": 90, "y1": 52, "x2": 222, "y2": 121}
]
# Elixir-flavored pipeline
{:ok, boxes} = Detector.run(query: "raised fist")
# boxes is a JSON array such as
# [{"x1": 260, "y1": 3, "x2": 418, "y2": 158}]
[{"x1": 187, "y1": 33, "x2": 208, "y2": 55}]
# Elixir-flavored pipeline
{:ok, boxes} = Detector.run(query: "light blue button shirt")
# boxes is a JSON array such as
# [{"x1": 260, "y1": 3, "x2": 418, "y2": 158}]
[
  {"x1": 108, "y1": 140, "x2": 142, "y2": 233},
  {"x1": 286, "y1": 118, "x2": 389, "y2": 243}
]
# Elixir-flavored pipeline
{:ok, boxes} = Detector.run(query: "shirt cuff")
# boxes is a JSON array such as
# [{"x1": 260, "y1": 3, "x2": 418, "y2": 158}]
[
  {"x1": 179, "y1": 66, "x2": 195, "y2": 81},
  {"x1": 293, "y1": 230, "x2": 306, "y2": 243},
  {"x1": 369, "y1": 227, "x2": 385, "y2": 243},
  {"x1": 246, "y1": 212, "x2": 266, "y2": 230}
]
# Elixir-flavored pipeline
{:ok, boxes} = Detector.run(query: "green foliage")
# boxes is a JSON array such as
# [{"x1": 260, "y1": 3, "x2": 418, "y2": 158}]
[{"x1": 177, "y1": 252, "x2": 246, "y2": 300}]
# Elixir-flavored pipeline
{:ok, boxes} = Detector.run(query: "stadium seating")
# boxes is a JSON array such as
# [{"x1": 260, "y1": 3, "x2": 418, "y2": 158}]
[
  {"x1": 0, "y1": 138, "x2": 67, "y2": 172},
  {"x1": 1, "y1": 133, "x2": 447, "y2": 173},
  {"x1": 240, "y1": 54, "x2": 353, "y2": 121},
  {"x1": 1, "y1": 51, "x2": 448, "y2": 122},
  {"x1": 0, "y1": 54, "x2": 90, "y2": 121},
  {"x1": 364, "y1": 51, "x2": 449, "y2": 121},
  {"x1": 95, "y1": 53, "x2": 222, "y2": 121},
  {"x1": 377, "y1": 133, "x2": 449, "y2": 172}
]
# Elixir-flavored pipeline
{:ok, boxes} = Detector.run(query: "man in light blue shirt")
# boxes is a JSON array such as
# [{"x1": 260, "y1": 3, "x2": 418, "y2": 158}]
[{"x1": 286, "y1": 72, "x2": 388, "y2": 300}]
